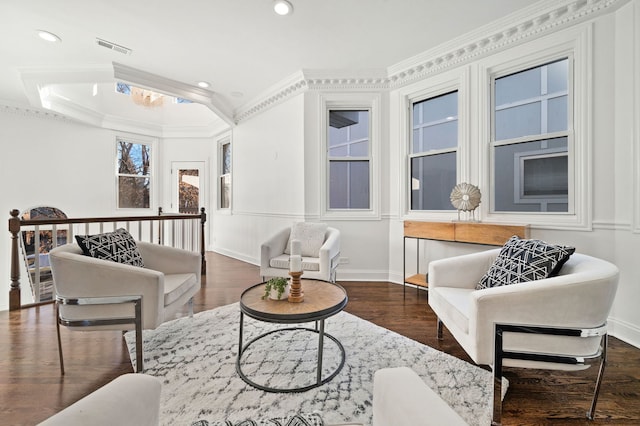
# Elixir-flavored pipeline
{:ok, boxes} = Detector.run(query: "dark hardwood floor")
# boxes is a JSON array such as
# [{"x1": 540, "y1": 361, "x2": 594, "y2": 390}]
[{"x1": 1, "y1": 252, "x2": 638, "y2": 425}]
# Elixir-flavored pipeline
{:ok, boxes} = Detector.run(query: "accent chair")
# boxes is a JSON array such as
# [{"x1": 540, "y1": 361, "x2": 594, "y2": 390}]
[
  {"x1": 260, "y1": 223, "x2": 341, "y2": 282},
  {"x1": 428, "y1": 248, "x2": 619, "y2": 425},
  {"x1": 49, "y1": 240, "x2": 201, "y2": 374}
]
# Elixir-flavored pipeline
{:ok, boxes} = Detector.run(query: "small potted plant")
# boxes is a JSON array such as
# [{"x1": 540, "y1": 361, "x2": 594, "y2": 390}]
[{"x1": 262, "y1": 277, "x2": 290, "y2": 300}]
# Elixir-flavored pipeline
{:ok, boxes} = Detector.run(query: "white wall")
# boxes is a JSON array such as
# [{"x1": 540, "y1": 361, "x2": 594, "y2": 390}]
[{"x1": 211, "y1": 94, "x2": 306, "y2": 264}]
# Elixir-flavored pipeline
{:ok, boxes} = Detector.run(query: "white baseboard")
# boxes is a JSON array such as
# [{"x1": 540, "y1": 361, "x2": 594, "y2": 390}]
[
  {"x1": 608, "y1": 316, "x2": 640, "y2": 349},
  {"x1": 333, "y1": 268, "x2": 391, "y2": 282},
  {"x1": 210, "y1": 246, "x2": 258, "y2": 266}
]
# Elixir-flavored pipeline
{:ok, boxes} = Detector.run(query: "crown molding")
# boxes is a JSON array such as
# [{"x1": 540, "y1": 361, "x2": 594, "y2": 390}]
[
  {"x1": 234, "y1": 0, "x2": 628, "y2": 123},
  {"x1": 0, "y1": 101, "x2": 71, "y2": 122},
  {"x1": 234, "y1": 71, "x2": 308, "y2": 123},
  {"x1": 386, "y1": 0, "x2": 629, "y2": 88}
]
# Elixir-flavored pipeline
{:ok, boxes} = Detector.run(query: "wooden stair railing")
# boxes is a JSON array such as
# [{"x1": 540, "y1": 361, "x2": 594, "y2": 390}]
[{"x1": 8, "y1": 207, "x2": 206, "y2": 311}]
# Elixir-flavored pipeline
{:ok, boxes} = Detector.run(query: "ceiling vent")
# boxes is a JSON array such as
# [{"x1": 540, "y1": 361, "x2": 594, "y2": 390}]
[{"x1": 96, "y1": 38, "x2": 132, "y2": 55}]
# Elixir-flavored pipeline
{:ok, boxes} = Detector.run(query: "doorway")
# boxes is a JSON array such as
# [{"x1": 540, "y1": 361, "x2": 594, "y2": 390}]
[{"x1": 171, "y1": 161, "x2": 206, "y2": 213}]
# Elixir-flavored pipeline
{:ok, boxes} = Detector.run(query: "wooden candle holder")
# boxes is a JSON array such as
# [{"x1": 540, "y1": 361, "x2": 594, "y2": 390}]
[{"x1": 288, "y1": 271, "x2": 304, "y2": 303}]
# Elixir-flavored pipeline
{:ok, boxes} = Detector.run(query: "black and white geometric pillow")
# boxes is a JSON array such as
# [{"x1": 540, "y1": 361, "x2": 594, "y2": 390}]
[
  {"x1": 75, "y1": 228, "x2": 144, "y2": 267},
  {"x1": 477, "y1": 236, "x2": 575, "y2": 290}
]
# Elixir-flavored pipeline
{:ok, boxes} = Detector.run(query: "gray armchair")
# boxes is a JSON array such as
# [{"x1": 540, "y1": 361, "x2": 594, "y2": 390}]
[
  {"x1": 260, "y1": 225, "x2": 340, "y2": 282},
  {"x1": 49, "y1": 241, "x2": 201, "y2": 373}
]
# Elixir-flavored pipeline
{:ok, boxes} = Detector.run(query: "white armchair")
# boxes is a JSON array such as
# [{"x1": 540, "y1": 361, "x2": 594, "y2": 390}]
[
  {"x1": 49, "y1": 241, "x2": 201, "y2": 374},
  {"x1": 260, "y1": 224, "x2": 340, "y2": 282},
  {"x1": 427, "y1": 248, "x2": 619, "y2": 424}
]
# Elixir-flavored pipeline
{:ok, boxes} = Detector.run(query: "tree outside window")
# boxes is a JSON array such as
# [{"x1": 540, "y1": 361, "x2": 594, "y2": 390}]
[
  {"x1": 219, "y1": 140, "x2": 231, "y2": 209},
  {"x1": 117, "y1": 140, "x2": 151, "y2": 209}
]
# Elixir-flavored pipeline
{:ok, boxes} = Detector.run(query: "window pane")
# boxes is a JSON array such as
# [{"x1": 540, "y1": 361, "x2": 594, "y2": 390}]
[
  {"x1": 329, "y1": 110, "x2": 369, "y2": 158},
  {"x1": 494, "y1": 58, "x2": 568, "y2": 141},
  {"x1": 178, "y1": 169, "x2": 199, "y2": 214},
  {"x1": 118, "y1": 176, "x2": 150, "y2": 208},
  {"x1": 417, "y1": 92, "x2": 457, "y2": 123},
  {"x1": 420, "y1": 120, "x2": 458, "y2": 151},
  {"x1": 329, "y1": 146, "x2": 348, "y2": 157},
  {"x1": 329, "y1": 161, "x2": 369, "y2": 209},
  {"x1": 349, "y1": 111, "x2": 369, "y2": 140},
  {"x1": 222, "y1": 143, "x2": 231, "y2": 175},
  {"x1": 495, "y1": 67, "x2": 541, "y2": 106},
  {"x1": 412, "y1": 92, "x2": 458, "y2": 153},
  {"x1": 118, "y1": 141, "x2": 150, "y2": 176},
  {"x1": 494, "y1": 137, "x2": 568, "y2": 212},
  {"x1": 220, "y1": 175, "x2": 230, "y2": 209},
  {"x1": 547, "y1": 96, "x2": 568, "y2": 133},
  {"x1": 495, "y1": 102, "x2": 541, "y2": 140},
  {"x1": 349, "y1": 141, "x2": 368, "y2": 157},
  {"x1": 547, "y1": 59, "x2": 568, "y2": 94},
  {"x1": 410, "y1": 152, "x2": 456, "y2": 210}
]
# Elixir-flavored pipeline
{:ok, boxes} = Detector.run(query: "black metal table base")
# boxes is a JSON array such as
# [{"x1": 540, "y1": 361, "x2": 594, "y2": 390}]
[{"x1": 236, "y1": 321, "x2": 346, "y2": 393}]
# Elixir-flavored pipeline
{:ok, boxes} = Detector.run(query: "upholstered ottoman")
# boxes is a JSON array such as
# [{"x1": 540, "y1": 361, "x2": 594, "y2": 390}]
[
  {"x1": 38, "y1": 374, "x2": 162, "y2": 426},
  {"x1": 373, "y1": 367, "x2": 468, "y2": 426}
]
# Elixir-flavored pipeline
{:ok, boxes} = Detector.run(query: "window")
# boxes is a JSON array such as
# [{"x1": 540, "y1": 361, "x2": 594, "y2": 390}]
[
  {"x1": 117, "y1": 139, "x2": 151, "y2": 209},
  {"x1": 328, "y1": 110, "x2": 370, "y2": 209},
  {"x1": 492, "y1": 58, "x2": 569, "y2": 212},
  {"x1": 219, "y1": 139, "x2": 231, "y2": 209},
  {"x1": 410, "y1": 91, "x2": 458, "y2": 210}
]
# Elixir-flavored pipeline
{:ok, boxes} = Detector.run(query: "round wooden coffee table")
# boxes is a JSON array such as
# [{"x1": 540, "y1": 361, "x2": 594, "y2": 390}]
[{"x1": 237, "y1": 279, "x2": 348, "y2": 393}]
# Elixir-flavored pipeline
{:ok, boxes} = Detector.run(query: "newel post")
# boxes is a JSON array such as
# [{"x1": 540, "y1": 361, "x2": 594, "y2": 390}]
[
  {"x1": 9, "y1": 209, "x2": 21, "y2": 310},
  {"x1": 200, "y1": 207, "x2": 206, "y2": 275}
]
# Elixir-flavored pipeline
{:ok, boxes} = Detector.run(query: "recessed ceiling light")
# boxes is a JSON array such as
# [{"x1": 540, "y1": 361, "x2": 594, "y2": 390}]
[
  {"x1": 273, "y1": 0, "x2": 293, "y2": 16},
  {"x1": 197, "y1": 81, "x2": 210, "y2": 88},
  {"x1": 37, "y1": 30, "x2": 61, "y2": 43}
]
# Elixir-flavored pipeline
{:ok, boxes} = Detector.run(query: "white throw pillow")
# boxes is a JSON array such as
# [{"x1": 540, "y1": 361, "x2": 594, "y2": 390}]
[{"x1": 284, "y1": 222, "x2": 328, "y2": 257}]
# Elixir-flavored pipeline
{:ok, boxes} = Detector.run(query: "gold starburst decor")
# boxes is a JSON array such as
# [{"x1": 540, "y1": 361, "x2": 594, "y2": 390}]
[{"x1": 450, "y1": 182, "x2": 481, "y2": 221}]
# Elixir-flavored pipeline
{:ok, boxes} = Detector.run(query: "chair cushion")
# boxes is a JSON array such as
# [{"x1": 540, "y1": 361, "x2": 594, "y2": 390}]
[
  {"x1": 164, "y1": 273, "x2": 198, "y2": 305},
  {"x1": 477, "y1": 236, "x2": 575, "y2": 290},
  {"x1": 284, "y1": 222, "x2": 327, "y2": 257},
  {"x1": 430, "y1": 287, "x2": 473, "y2": 334},
  {"x1": 75, "y1": 228, "x2": 144, "y2": 267},
  {"x1": 269, "y1": 254, "x2": 320, "y2": 271}
]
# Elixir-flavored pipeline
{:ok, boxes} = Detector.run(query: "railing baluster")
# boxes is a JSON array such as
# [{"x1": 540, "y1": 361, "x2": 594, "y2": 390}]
[{"x1": 33, "y1": 225, "x2": 41, "y2": 303}]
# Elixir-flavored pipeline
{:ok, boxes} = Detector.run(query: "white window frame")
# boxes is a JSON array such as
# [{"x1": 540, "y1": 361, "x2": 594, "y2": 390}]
[
  {"x1": 409, "y1": 89, "x2": 460, "y2": 212},
  {"x1": 397, "y1": 68, "x2": 469, "y2": 221},
  {"x1": 115, "y1": 136, "x2": 156, "y2": 211},
  {"x1": 217, "y1": 135, "x2": 232, "y2": 212},
  {"x1": 479, "y1": 24, "x2": 593, "y2": 230},
  {"x1": 320, "y1": 93, "x2": 381, "y2": 220}
]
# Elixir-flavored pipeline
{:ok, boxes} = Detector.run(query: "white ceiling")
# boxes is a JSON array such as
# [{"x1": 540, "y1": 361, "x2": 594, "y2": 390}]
[{"x1": 0, "y1": 0, "x2": 537, "y2": 133}]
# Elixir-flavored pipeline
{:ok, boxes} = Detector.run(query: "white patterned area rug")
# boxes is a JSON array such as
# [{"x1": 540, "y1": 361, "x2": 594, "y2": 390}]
[{"x1": 125, "y1": 303, "x2": 506, "y2": 426}]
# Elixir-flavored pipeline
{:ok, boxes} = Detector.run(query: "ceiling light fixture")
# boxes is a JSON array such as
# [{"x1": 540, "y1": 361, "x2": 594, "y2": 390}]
[
  {"x1": 273, "y1": 0, "x2": 293, "y2": 16},
  {"x1": 197, "y1": 81, "x2": 210, "y2": 88},
  {"x1": 37, "y1": 30, "x2": 61, "y2": 43}
]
